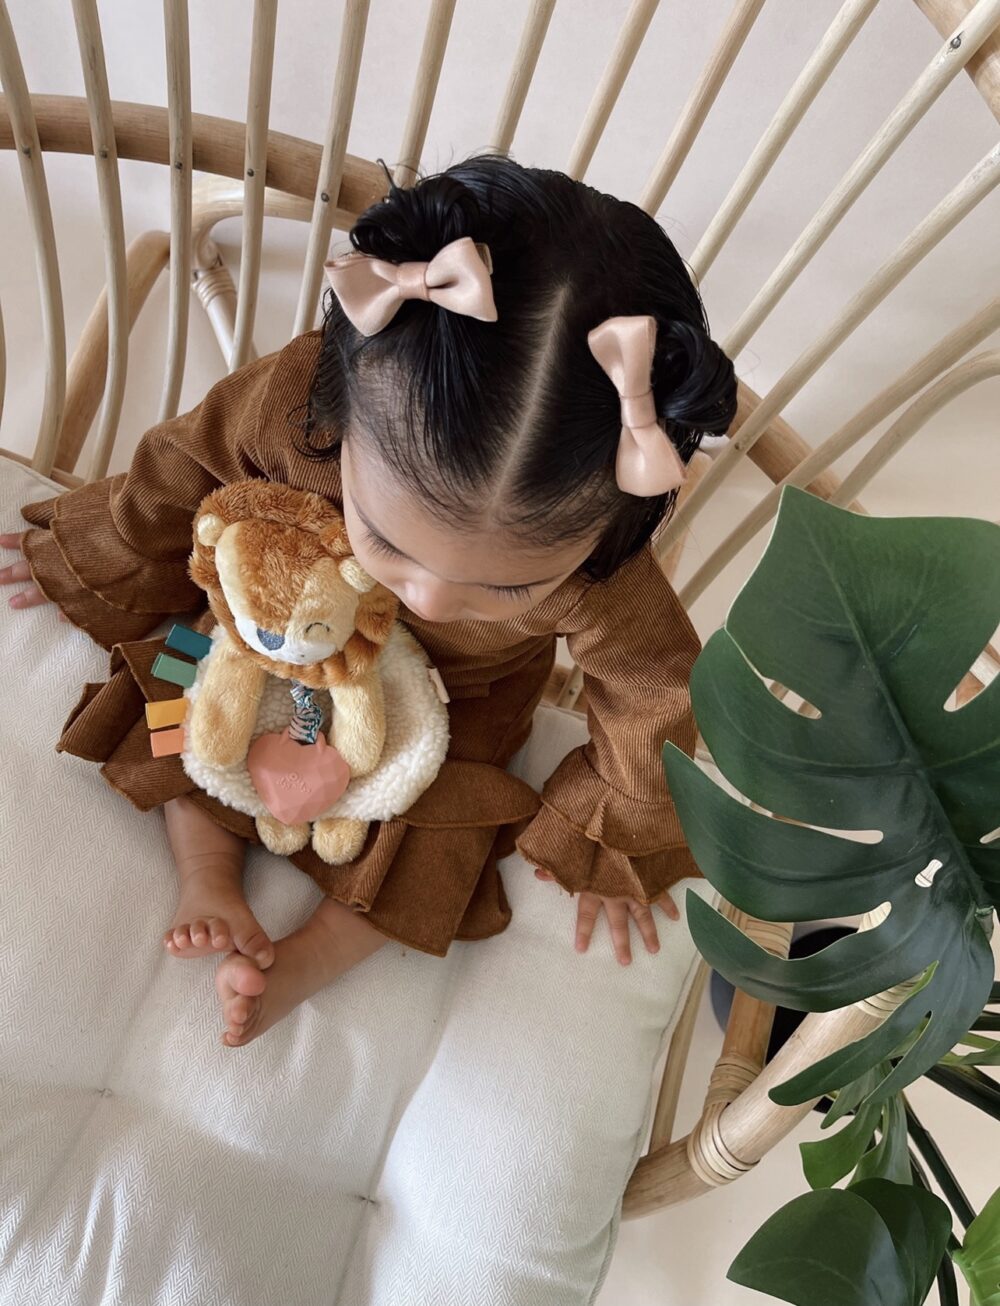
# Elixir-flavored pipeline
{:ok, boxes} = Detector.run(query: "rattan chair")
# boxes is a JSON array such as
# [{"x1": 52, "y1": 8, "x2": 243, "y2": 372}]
[{"x1": 1, "y1": 0, "x2": 998, "y2": 1224}]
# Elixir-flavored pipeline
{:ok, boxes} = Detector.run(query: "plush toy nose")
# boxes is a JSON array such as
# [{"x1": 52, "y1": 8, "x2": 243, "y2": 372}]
[{"x1": 256, "y1": 627, "x2": 285, "y2": 651}]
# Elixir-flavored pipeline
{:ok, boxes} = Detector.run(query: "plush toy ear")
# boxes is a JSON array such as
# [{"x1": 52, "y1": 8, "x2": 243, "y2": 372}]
[
  {"x1": 339, "y1": 558, "x2": 377, "y2": 594},
  {"x1": 196, "y1": 513, "x2": 227, "y2": 548},
  {"x1": 319, "y1": 521, "x2": 352, "y2": 556}
]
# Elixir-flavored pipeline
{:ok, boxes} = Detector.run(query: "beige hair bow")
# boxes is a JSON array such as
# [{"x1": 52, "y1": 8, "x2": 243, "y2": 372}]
[
  {"x1": 587, "y1": 315, "x2": 687, "y2": 497},
  {"x1": 324, "y1": 236, "x2": 497, "y2": 336}
]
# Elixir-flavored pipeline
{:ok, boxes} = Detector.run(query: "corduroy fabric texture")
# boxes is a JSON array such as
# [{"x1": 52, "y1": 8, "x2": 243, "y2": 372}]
[{"x1": 20, "y1": 330, "x2": 703, "y2": 957}]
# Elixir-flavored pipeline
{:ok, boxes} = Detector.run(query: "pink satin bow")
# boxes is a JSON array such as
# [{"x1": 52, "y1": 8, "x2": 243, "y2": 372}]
[
  {"x1": 587, "y1": 315, "x2": 687, "y2": 497},
  {"x1": 324, "y1": 236, "x2": 498, "y2": 336}
]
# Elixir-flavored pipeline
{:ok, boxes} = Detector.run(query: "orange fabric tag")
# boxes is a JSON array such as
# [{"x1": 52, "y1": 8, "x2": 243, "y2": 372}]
[
  {"x1": 150, "y1": 725, "x2": 186, "y2": 757},
  {"x1": 146, "y1": 698, "x2": 188, "y2": 729}
]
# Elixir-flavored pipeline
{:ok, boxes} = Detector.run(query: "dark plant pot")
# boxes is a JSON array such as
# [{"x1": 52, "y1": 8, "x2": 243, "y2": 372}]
[{"x1": 710, "y1": 923, "x2": 858, "y2": 1067}]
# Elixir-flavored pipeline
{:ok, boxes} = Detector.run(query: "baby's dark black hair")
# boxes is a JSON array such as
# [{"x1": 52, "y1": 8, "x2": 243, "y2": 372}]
[{"x1": 298, "y1": 152, "x2": 737, "y2": 580}]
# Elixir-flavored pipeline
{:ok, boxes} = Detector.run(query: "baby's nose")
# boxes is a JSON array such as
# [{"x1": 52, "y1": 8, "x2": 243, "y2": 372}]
[{"x1": 402, "y1": 584, "x2": 461, "y2": 624}]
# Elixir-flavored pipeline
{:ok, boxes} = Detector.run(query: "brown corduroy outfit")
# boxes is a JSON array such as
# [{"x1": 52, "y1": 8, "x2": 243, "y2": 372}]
[{"x1": 19, "y1": 330, "x2": 703, "y2": 958}]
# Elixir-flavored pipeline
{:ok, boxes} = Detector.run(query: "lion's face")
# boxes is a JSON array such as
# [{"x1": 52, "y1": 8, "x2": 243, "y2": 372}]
[
  {"x1": 212, "y1": 520, "x2": 369, "y2": 666},
  {"x1": 189, "y1": 481, "x2": 397, "y2": 686}
]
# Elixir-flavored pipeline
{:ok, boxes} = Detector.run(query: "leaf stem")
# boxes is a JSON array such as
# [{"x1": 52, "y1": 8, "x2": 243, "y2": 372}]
[
  {"x1": 925, "y1": 1064, "x2": 1000, "y2": 1122},
  {"x1": 904, "y1": 1099, "x2": 976, "y2": 1230},
  {"x1": 910, "y1": 1153, "x2": 961, "y2": 1306}
]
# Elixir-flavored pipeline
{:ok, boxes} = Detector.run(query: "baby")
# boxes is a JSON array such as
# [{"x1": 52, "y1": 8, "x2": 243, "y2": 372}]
[{"x1": 3, "y1": 153, "x2": 737, "y2": 1049}]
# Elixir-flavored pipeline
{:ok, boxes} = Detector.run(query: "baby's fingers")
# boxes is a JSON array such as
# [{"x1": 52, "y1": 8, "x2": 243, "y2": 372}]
[
  {"x1": 1, "y1": 554, "x2": 58, "y2": 613},
  {"x1": 574, "y1": 892, "x2": 600, "y2": 954},
  {"x1": 603, "y1": 898, "x2": 634, "y2": 966},
  {"x1": 628, "y1": 900, "x2": 661, "y2": 954},
  {"x1": 0, "y1": 532, "x2": 26, "y2": 551},
  {"x1": 4, "y1": 570, "x2": 49, "y2": 610},
  {"x1": 656, "y1": 889, "x2": 680, "y2": 922},
  {"x1": 0, "y1": 558, "x2": 31, "y2": 586}
]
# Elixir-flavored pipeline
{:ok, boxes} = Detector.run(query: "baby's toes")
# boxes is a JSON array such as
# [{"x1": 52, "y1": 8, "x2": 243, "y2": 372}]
[
  {"x1": 231, "y1": 919, "x2": 275, "y2": 970},
  {"x1": 201, "y1": 917, "x2": 232, "y2": 950},
  {"x1": 216, "y1": 951, "x2": 267, "y2": 1046},
  {"x1": 215, "y1": 950, "x2": 268, "y2": 1002},
  {"x1": 188, "y1": 918, "x2": 223, "y2": 948},
  {"x1": 163, "y1": 923, "x2": 194, "y2": 954},
  {"x1": 224, "y1": 992, "x2": 254, "y2": 1030}
]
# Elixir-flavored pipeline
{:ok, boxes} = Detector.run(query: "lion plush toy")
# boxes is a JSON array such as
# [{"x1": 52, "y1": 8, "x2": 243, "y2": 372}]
[{"x1": 177, "y1": 479, "x2": 449, "y2": 865}]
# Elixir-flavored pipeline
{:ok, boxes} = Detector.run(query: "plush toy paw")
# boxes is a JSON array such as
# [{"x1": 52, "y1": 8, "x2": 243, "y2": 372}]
[
  {"x1": 312, "y1": 817, "x2": 368, "y2": 865},
  {"x1": 189, "y1": 696, "x2": 255, "y2": 769},
  {"x1": 256, "y1": 813, "x2": 311, "y2": 856}
]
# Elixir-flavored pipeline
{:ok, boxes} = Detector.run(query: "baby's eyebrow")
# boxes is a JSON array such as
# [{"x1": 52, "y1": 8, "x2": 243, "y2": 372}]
[{"x1": 353, "y1": 502, "x2": 563, "y2": 589}]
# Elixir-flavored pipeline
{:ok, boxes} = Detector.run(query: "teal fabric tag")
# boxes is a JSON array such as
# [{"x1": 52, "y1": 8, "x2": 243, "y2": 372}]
[
  {"x1": 152, "y1": 652, "x2": 198, "y2": 689},
  {"x1": 165, "y1": 624, "x2": 213, "y2": 660}
]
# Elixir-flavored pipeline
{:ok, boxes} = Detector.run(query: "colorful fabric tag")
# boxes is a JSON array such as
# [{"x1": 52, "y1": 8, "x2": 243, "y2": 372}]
[
  {"x1": 165, "y1": 624, "x2": 213, "y2": 660},
  {"x1": 150, "y1": 725, "x2": 186, "y2": 757},
  {"x1": 151, "y1": 653, "x2": 197, "y2": 689},
  {"x1": 146, "y1": 697, "x2": 188, "y2": 729}
]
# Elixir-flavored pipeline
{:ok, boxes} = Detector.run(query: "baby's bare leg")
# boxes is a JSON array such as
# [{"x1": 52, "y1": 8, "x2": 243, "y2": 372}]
[
  {"x1": 215, "y1": 898, "x2": 389, "y2": 1048},
  {"x1": 162, "y1": 795, "x2": 275, "y2": 969}
]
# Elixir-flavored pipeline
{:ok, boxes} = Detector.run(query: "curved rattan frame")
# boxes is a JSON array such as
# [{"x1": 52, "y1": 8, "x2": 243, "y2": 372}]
[{"x1": 1, "y1": 0, "x2": 998, "y2": 1220}]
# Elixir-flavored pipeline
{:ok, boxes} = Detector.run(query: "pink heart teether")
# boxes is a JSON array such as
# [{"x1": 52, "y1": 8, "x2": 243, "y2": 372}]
[{"x1": 247, "y1": 728, "x2": 351, "y2": 825}]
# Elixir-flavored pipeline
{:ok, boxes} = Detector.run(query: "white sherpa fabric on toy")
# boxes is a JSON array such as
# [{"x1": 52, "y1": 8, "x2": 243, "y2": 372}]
[{"x1": 180, "y1": 622, "x2": 450, "y2": 821}]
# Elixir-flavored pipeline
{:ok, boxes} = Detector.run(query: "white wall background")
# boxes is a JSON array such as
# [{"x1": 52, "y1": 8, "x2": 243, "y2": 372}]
[{"x1": 1, "y1": 0, "x2": 998, "y2": 642}]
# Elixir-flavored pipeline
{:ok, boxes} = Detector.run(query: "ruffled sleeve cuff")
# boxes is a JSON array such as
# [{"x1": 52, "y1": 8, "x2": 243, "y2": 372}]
[
  {"x1": 20, "y1": 488, "x2": 195, "y2": 650},
  {"x1": 514, "y1": 746, "x2": 700, "y2": 904}
]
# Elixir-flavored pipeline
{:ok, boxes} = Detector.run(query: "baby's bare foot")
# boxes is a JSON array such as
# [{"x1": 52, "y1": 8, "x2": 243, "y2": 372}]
[
  {"x1": 216, "y1": 898, "x2": 388, "y2": 1048},
  {"x1": 164, "y1": 861, "x2": 274, "y2": 969},
  {"x1": 216, "y1": 937, "x2": 327, "y2": 1048}
]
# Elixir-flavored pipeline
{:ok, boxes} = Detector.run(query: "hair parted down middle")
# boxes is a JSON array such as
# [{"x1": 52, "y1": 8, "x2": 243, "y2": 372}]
[{"x1": 297, "y1": 152, "x2": 738, "y2": 581}]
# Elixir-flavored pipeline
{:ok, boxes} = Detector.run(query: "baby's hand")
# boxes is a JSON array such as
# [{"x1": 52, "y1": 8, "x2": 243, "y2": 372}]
[
  {"x1": 534, "y1": 868, "x2": 680, "y2": 966},
  {"x1": 0, "y1": 533, "x2": 67, "y2": 619}
]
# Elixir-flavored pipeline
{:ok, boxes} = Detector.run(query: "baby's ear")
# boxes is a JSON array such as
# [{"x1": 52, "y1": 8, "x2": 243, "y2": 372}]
[
  {"x1": 339, "y1": 558, "x2": 377, "y2": 594},
  {"x1": 196, "y1": 513, "x2": 226, "y2": 548}
]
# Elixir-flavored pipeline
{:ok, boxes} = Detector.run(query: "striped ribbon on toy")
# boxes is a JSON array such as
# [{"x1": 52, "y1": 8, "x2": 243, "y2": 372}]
[{"x1": 288, "y1": 681, "x2": 323, "y2": 744}]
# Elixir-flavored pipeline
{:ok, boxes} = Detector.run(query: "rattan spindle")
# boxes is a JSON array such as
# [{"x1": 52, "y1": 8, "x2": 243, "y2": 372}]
[
  {"x1": 648, "y1": 958, "x2": 710, "y2": 1152},
  {"x1": 57, "y1": 232, "x2": 170, "y2": 475},
  {"x1": 681, "y1": 295, "x2": 1000, "y2": 605},
  {"x1": 690, "y1": 0, "x2": 879, "y2": 280},
  {"x1": 915, "y1": 0, "x2": 1000, "y2": 118},
  {"x1": 292, "y1": 0, "x2": 371, "y2": 337},
  {"x1": 832, "y1": 350, "x2": 1000, "y2": 505},
  {"x1": 393, "y1": 0, "x2": 457, "y2": 188},
  {"x1": 564, "y1": 0, "x2": 660, "y2": 181},
  {"x1": 229, "y1": 0, "x2": 278, "y2": 373},
  {"x1": 638, "y1": 0, "x2": 767, "y2": 216},
  {"x1": 159, "y1": 0, "x2": 193, "y2": 420},
  {"x1": 723, "y1": 0, "x2": 1000, "y2": 358},
  {"x1": 70, "y1": 0, "x2": 129, "y2": 482},
  {"x1": 0, "y1": 0, "x2": 66, "y2": 474},
  {"x1": 657, "y1": 142, "x2": 1000, "y2": 557},
  {"x1": 490, "y1": 0, "x2": 557, "y2": 156}
]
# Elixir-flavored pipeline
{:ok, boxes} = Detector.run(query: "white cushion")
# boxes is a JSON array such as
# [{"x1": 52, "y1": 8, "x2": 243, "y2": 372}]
[{"x1": 0, "y1": 456, "x2": 711, "y2": 1306}]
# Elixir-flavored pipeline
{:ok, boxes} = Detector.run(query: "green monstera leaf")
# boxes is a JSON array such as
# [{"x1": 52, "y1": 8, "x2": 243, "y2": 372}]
[
  {"x1": 663, "y1": 487, "x2": 999, "y2": 1109},
  {"x1": 955, "y1": 1186, "x2": 1000, "y2": 1306},
  {"x1": 728, "y1": 1180, "x2": 952, "y2": 1306}
]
